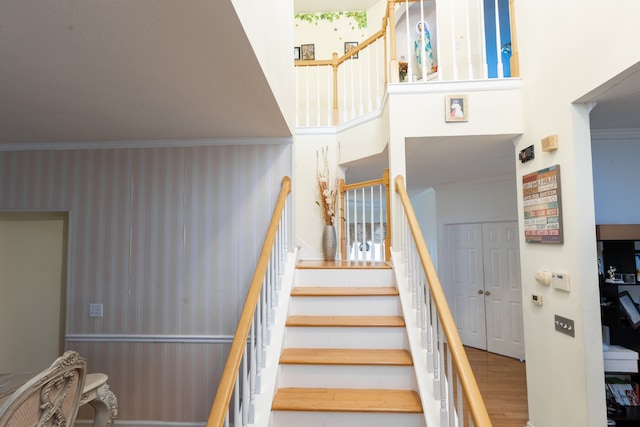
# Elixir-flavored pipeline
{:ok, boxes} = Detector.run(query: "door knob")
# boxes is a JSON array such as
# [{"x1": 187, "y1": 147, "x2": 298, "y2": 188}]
[
  {"x1": 485, "y1": 290, "x2": 491, "y2": 296},
  {"x1": 477, "y1": 289, "x2": 484, "y2": 294}
]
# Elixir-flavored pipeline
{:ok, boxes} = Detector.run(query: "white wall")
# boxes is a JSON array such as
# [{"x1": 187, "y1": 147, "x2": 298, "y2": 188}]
[
  {"x1": 233, "y1": 0, "x2": 296, "y2": 134},
  {"x1": 514, "y1": 1, "x2": 640, "y2": 425},
  {"x1": 294, "y1": 133, "x2": 341, "y2": 259},
  {"x1": 293, "y1": 4, "x2": 385, "y2": 61},
  {"x1": 435, "y1": 175, "x2": 518, "y2": 270},
  {"x1": 592, "y1": 133, "x2": 640, "y2": 224},
  {"x1": 411, "y1": 188, "x2": 438, "y2": 268}
]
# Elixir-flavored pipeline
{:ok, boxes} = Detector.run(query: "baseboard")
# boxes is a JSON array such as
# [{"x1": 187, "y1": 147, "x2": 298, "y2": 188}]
[{"x1": 526, "y1": 421, "x2": 534, "y2": 427}]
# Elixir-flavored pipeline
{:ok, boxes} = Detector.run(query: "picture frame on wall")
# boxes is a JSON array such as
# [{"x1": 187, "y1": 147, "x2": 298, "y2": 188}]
[
  {"x1": 619, "y1": 291, "x2": 640, "y2": 328},
  {"x1": 294, "y1": 46, "x2": 300, "y2": 61},
  {"x1": 301, "y1": 44, "x2": 315, "y2": 61},
  {"x1": 445, "y1": 95, "x2": 468, "y2": 122},
  {"x1": 344, "y1": 41, "x2": 358, "y2": 59}
]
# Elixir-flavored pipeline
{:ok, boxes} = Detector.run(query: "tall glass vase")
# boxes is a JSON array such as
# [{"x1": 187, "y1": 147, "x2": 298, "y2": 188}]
[{"x1": 322, "y1": 224, "x2": 337, "y2": 261}]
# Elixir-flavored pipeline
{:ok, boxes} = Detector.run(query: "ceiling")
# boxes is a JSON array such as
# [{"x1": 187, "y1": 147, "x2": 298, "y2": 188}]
[{"x1": 0, "y1": 0, "x2": 290, "y2": 145}]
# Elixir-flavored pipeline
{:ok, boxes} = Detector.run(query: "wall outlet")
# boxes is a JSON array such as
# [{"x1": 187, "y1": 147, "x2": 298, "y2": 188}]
[{"x1": 89, "y1": 303, "x2": 103, "y2": 318}]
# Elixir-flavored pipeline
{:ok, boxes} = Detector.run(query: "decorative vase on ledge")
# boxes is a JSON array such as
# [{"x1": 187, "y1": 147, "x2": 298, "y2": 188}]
[{"x1": 322, "y1": 224, "x2": 337, "y2": 261}]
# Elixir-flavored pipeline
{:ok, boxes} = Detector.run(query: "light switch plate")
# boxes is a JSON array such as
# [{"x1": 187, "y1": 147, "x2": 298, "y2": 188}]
[
  {"x1": 555, "y1": 314, "x2": 575, "y2": 337},
  {"x1": 89, "y1": 303, "x2": 103, "y2": 318}
]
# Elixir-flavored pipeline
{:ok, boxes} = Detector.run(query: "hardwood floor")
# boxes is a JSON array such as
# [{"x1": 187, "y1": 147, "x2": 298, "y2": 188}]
[{"x1": 465, "y1": 346, "x2": 529, "y2": 427}]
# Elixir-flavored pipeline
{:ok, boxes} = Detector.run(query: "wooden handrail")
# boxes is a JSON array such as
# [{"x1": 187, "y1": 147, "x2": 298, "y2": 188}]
[
  {"x1": 394, "y1": 175, "x2": 491, "y2": 427},
  {"x1": 206, "y1": 176, "x2": 292, "y2": 427}
]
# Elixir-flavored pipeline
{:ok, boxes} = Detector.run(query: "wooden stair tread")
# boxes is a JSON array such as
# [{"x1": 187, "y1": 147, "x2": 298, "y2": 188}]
[
  {"x1": 286, "y1": 315, "x2": 405, "y2": 327},
  {"x1": 296, "y1": 260, "x2": 391, "y2": 269},
  {"x1": 280, "y1": 348, "x2": 413, "y2": 366},
  {"x1": 291, "y1": 286, "x2": 398, "y2": 297},
  {"x1": 272, "y1": 387, "x2": 423, "y2": 413}
]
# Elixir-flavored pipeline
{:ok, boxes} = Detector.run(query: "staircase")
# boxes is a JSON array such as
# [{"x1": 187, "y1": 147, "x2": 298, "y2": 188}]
[{"x1": 269, "y1": 261, "x2": 425, "y2": 427}]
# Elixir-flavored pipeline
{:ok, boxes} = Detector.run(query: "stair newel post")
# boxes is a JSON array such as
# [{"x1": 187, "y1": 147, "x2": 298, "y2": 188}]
[
  {"x1": 331, "y1": 53, "x2": 339, "y2": 126},
  {"x1": 339, "y1": 177, "x2": 346, "y2": 261}
]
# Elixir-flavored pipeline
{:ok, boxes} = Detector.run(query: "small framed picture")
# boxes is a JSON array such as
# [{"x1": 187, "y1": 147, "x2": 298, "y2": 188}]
[
  {"x1": 619, "y1": 291, "x2": 640, "y2": 328},
  {"x1": 294, "y1": 46, "x2": 300, "y2": 61},
  {"x1": 301, "y1": 44, "x2": 315, "y2": 61},
  {"x1": 344, "y1": 41, "x2": 358, "y2": 59},
  {"x1": 445, "y1": 95, "x2": 468, "y2": 122}
]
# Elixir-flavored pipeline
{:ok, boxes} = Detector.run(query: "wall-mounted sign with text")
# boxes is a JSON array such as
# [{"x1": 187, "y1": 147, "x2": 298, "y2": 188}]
[{"x1": 522, "y1": 164, "x2": 563, "y2": 244}]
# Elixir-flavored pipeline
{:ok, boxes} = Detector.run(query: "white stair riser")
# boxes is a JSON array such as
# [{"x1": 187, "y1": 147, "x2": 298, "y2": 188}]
[
  {"x1": 289, "y1": 295, "x2": 401, "y2": 316},
  {"x1": 284, "y1": 326, "x2": 408, "y2": 349},
  {"x1": 270, "y1": 410, "x2": 426, "y2": 427},
  {"x1": 294, "y1": 269, "x2": 393, "y2": 287},
  {"x1": 277, "y1": 364, "x2": 416, "y2": 389}
]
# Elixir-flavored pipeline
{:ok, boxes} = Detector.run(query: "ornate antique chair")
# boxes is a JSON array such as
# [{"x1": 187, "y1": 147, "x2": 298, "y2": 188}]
[{"x1": 0, "y1": 351, "x2": 87, "y2": 427}]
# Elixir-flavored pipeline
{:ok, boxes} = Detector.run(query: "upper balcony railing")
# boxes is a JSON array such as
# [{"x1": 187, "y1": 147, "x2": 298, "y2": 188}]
[{"x1": 294, "y1": 0, "x2": 519, "y2": 127}]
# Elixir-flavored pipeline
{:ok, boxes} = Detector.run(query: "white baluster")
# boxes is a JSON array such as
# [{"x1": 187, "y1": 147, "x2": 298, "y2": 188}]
[
  {"x1": 450, "y1": 0, "x2": 459, "y2": 80},
  {"x1": 479, "y1": 0, "x2": 489, "y2": 78},
  {"x1": 465, "y1": 0, "x2": 474, "y2": 79},
  {"x1": 494, "y1": 0, "x2": 504, "y2": 78}
]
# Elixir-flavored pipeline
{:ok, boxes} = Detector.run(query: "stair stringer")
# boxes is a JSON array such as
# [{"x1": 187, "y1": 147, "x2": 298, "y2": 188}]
[
  {"x1": 249, "y1": 249, "x2": 298, "y2": 427},
  {"x1": 392, "y1": 250, "x2": 444, "y2": 427}
]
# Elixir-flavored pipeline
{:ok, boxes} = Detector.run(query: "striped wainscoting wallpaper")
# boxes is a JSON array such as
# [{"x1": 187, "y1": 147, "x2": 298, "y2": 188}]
[{"x1": 0, "y1": 143, "x2": 292, "y2": 423}]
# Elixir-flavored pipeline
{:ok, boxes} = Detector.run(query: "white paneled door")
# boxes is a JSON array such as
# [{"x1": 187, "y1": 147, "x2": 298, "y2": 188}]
[{"x1": 446, "y1": 222, "x2": 525, "y2": 360}]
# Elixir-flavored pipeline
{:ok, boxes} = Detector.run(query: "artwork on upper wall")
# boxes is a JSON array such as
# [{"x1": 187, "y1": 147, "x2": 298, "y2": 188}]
[
  {"x1": 344, "y1": 41, "x2": 358, "y2": 59},
  {"x1": 445, "y1": 95, "x2": 467, "y2": 122},
  {"x1": 301, "y1": 44, "x2": 315, "y2": 61},
  {"x1": 522, "y1": 164, "x2": 563, "y2": 244}
]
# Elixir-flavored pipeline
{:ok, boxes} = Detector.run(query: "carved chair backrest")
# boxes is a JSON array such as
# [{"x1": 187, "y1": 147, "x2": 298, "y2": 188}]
[{"x1": 0, "y1": 350, "x2": 87, "y2": 427}]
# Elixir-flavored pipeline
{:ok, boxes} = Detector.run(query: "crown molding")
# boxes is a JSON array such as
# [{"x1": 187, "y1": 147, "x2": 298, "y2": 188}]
[
  {"x1": 0, "y1": 136, "x2": 293, "y2": 152},
  {"x1": 591, "y1": 128, "x2": 640, "y2": 141}
]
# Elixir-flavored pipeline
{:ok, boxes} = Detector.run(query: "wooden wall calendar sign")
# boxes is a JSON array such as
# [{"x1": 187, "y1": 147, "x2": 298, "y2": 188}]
[{"x1": 522, "y1": 164, "x2": 563, "y2": 244}]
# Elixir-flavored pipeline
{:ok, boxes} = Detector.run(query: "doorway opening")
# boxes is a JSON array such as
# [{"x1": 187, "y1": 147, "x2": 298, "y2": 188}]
[
  {"x1": 0, "y1": 211, "x2": 68, "y2": 372},
  {"x1": 445, "y1": 221, "x2": 524, "y2": 360}
]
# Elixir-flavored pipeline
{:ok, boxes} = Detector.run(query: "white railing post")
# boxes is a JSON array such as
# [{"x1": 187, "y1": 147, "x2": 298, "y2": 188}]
[{"x1": 464, "y1": 0, "x2": 474, "y2": 79}]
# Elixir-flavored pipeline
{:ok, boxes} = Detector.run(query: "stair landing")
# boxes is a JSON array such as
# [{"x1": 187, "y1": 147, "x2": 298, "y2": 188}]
[{"x1": 296, "y1": 260, "x2": 391, "y2": 269}]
